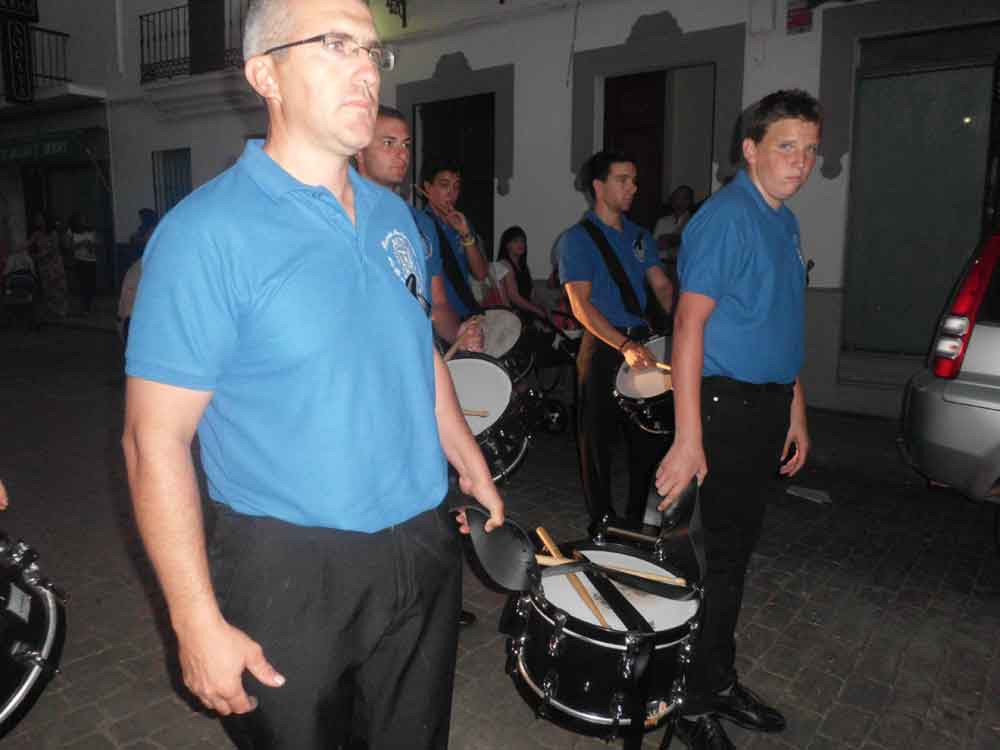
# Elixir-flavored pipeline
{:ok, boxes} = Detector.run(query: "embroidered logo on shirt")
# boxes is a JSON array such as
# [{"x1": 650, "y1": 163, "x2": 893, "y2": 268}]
[
  {"x1": 632, "y1": 237, "x2": 646, "y2": 263},
  {"x1": 383, "y1": 229, "x2": 424, "y2": 293}
]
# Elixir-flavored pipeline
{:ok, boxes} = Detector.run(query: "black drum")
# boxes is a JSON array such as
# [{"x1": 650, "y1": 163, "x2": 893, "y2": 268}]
[
  {"x1": 613, "y1": 334, "x2": 674, "y2": 435},
  {"x1": 446, "y1": 354, "x2": 530, "y2": 482},
  {"x1": 0, "y1": 535, "x2": 66, "y2": 737},
  {"x1": 502, "y1": 542, "x2": 699, "y2": 735}
]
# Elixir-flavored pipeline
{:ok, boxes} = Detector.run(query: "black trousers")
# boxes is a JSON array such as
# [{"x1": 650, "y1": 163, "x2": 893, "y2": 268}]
[
  {"x1": 686, "y1": 377, "x2": 792, "y2": 699},
  {"x1": 576, "y1": 330, "x2": 667, "y2": 525},
  {"x1": 208, "y1": 501, "x2": 462, "y2": 750}
]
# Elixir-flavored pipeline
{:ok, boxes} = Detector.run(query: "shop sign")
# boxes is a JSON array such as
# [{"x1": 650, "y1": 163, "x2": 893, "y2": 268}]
[{"x1": 0, "y1": 137, "x2": 73, "y2": 164}]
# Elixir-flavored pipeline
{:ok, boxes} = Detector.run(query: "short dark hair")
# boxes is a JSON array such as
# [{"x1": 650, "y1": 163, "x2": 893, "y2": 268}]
[
  {"x1": 377, "y1": 105, "x2": 407, "y2": 124},
  {"x1": 580, "y1": 150, "x2": 633, "y2": 203},
  {"x1": 744, "y1": 89, "x2": 822, "y2": 144},
  {"x1": 421, "y1": 159, "x2": 461, "y2": 187}
]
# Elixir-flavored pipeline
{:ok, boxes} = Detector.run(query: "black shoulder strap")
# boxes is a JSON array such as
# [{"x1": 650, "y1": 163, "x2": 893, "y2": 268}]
[
  {"x1": 431, "y1": 215, "x2": 483, "y2": 316},
  {"x1": 578, "y1": 219, "x2": 643, "y2": 318}
]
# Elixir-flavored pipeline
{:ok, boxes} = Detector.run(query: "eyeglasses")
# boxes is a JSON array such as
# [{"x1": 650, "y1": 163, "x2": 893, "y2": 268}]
[{"x1": 263, "y1": 32, "x2": 395, "y2": 71}]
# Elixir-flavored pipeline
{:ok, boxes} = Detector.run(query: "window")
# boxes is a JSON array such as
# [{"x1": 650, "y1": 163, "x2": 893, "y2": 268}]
[{"x1": 152, "y1": 147, "x2": 192, "y2": 216}]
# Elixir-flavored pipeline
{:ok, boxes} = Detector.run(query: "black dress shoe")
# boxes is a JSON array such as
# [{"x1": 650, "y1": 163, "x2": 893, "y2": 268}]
[
  {"x1": 459, "y1": 609, "x2": 477, "y2": 627},
  {"x1": 675, "y1": 716, "x2": 734, "y2": 750},
  {"x1": 709, "y1": 681, "x2": 786, "y2": 732}
]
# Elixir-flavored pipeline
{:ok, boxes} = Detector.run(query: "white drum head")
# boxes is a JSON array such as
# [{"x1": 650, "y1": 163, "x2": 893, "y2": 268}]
[
  {"x1": 615, "y1": 335, "x2": 671, "y2": 399},
  {"x1": 482, "y1": 308, "x2": 522, "y2": 359},
  {"x1": 540, "y1": 549, "x2": 697, "y2": 631},
  {"x1": 446, "y1": 357, "x2": 513, "y2": 435}
]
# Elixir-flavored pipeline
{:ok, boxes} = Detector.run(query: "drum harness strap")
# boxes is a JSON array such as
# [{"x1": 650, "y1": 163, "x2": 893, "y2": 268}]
[
  {"x1": 431, "y1": 215, "x2": 484, "y2": 318},
  {"x1": 577, "y1": 566, "x2": 657, "y2": 732},
  {"x1": 578, "y1": 220, "x2": 645, "y2": 322}
]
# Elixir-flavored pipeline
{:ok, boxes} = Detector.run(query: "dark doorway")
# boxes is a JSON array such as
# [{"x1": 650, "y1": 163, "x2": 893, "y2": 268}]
[
  {"x1": 414, "y1": 93, "x2": 496, "y2": 259},
  {"x1": 604, "y1": 70, "x2": 665, "y2": 232},
  {"x1": 604, "y1": 65, "x2": 717, "y2": 233}
]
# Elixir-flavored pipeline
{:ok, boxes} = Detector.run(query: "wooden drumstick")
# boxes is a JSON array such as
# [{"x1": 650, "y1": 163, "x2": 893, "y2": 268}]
[
  {"x1": 654, "y1": 361, "x2": 672, "y2": 373},
  {"x1": 535, "y1": 527, "x2": 610, "y2": 628},
  {"x1": 535, "y1": 553, "x2": 687, "y2": 586},
  {"x1": 462, "y1": 409, "x2": 489, "y2": 418}
]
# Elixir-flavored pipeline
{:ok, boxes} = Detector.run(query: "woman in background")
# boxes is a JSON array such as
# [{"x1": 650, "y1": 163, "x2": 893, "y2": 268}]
[{"x1": 493, "y1": 225, "x2": 549, "y2": 322}]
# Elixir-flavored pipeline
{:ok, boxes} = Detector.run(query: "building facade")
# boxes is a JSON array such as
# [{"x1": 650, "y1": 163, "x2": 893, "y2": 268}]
[{"x1": 2, "y1": 0, "x2": 998, "y2": 417}]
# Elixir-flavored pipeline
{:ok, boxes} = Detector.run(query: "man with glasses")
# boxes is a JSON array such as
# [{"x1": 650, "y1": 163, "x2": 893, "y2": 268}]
[
  {"x1": 122, "y1": 1, "x2": 503, "y2": 748},
  {"x1": 357, "y1": 105, "x2": 484, "y2": 356}
]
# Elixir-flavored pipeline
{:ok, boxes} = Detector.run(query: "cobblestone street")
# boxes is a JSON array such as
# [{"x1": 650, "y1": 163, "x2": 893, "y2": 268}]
[{"x1": 0, "y1": 325, "x2": 998, "y2": 749}]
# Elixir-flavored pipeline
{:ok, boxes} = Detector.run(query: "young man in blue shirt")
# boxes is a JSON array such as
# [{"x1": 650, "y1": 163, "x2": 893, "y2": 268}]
[
  {"x1": 357, "y1": 105, "x2": 484, "y2": 354},
  {"x1": 420, "y1": 161, "x2": 490, "y2": 322},
  {"x1": 558, "y1": 151, "x2": 675, "y2": 533},
  {"x1": 655, "y1": 90, "x2": 820, "y2": 750},
  {"x1": 121, "y1": 1, "x2": 503, "y2": 748}
]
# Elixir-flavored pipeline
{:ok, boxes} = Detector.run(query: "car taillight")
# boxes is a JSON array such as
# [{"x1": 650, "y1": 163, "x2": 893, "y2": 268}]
[{"x1": 932, "y1": 233, "x2": 1000, "y2": 379}]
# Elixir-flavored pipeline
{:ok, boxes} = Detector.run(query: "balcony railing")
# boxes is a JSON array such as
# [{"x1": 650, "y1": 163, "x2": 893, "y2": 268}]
[
  {"x1": 140, "y1": 1, "x2": 249, "y2": 84},
  {"x1": 30, "y1": 26, "x2": 70, "y2": 89}
]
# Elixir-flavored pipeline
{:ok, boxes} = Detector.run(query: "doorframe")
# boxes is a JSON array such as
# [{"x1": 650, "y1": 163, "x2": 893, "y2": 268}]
[{"x1": 395, "y1": 53, "x2": 514, "y2": 203}]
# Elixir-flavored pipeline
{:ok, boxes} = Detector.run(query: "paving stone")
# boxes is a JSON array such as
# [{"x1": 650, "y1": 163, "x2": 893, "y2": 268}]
[
  {"x1": 790, "y1": 668, "x2": 845, "y2": 713},
  {"x1": 818, "y1": 703, "x2": 875, "y2": 746},
  {"x1": 840, "y1": 678, "x2": 892, "y2": 713},
  {"x1": 871, "y1": 710, "x2": 923, "y2": 750},
  {"x1": 759, "y1": 643, "x2": 807, "y2": 679}
]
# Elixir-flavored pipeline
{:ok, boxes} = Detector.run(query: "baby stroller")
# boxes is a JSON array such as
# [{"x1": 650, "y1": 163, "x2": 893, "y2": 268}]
[{"x1": 2, "y1": 262, "x2": 41, "y2": 331}]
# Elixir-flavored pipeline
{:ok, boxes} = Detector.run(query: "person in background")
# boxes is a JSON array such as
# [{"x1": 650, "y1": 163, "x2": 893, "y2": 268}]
[
  {"x1": 28, "y1": 212, "x2": 68, "y2": 320},
  {"x1": 70, "y1": 214, "x2": 98, "y2": 316},
  {"x1": 490, "y1": 225, "x2": 549, "y2": 322},
  {"x1": 558, "y1": 150, "x2": 675, "y2": 534},
  {"x1": 419, "y1": 161, "x2": 489, "y2": 328},
  {"x1": 655, "y1": 89, "x2": 820, "y2": 749},
  {"x1": 653, "y1": 185, "x2": 695, "y2": 262},
  {"x1": 118, "y1": 210, "x2": 159, "y2": 346},
  {"x1": 356, "y1": 106, "x2": 483, "y2": 354}
]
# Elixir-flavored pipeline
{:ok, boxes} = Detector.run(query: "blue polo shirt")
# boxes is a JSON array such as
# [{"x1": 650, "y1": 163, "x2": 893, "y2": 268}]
[
  {"x1": 126, "y1": 141, "x2": 447, "y2": 533},
  {"x1": 422, "y1": 207, "x2": 476, "y2": 318},
  {"x1": 678, "y1": 169, "x2": 806, "y2": 384},
  {"x1": 409, "y1": 206, "x2": 442, "y2": 280},
  {"x1": 557, "y1": 210, "x2": 657, "y2": 328}
]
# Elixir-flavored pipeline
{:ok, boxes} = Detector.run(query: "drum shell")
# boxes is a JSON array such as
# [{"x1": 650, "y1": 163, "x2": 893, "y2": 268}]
[
  {"x1": 503, "y1": 542, "x2": 698, "y2": 731},
  {"x1": 446, "y1": 353, "x2": 530, "y2": 483},
  {"x1": 613, "y1": 388, "x2": 675, "y2": 435}
]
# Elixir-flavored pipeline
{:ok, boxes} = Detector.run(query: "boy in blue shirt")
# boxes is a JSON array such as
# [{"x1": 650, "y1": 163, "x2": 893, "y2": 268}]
[
  {"x1": 558, "y1": 150, "x2": 675, "y2": 533},
  {"x1": 655, "y1": 90, "x2": 820, "y2": 749}
]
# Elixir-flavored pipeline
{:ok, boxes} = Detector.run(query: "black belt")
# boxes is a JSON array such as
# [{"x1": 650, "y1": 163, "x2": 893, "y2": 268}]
[{"x1": 703, "y1": 376, "x2": 794, "y2": 395}]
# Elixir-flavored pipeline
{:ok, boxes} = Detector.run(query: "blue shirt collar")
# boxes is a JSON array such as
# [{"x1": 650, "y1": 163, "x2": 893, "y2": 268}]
[
  {"x1": 585, "y1": 209, "x2": 629, "y2": 236},
  {"x1": 734, "y1": 169, "x2": 783, "y2": 216},
  {"x1": 238, "y1": 139, "x2": 377, "y2": 221}
]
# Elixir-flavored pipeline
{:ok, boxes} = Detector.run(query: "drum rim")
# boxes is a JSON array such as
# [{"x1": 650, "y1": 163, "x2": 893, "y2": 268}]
[
  {"x1": 614, "y1": 333, "x2": 672, "y2": 400},
  {"x1": 0, "y1": 582, "x2": 64, "y2": 726},
  {"x1": 446, "y1": 353, "x2": 517, "y2": 432},
  {"x1": 528, "y1": 540, "x2": 699, "y2": 644}
]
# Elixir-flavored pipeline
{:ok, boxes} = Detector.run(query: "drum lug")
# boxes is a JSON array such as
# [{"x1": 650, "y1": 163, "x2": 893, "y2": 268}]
[
  {"x1": 11, "y1": 642, "x2": 60, "y2": 677},
  {"x1": 547, "y1": 613, "x2": 567, "y2": 657},
  {"x1": 538, "y1": 670, "x2": 559, "y2": 717},
  {"x1": 609, "y1": 691, "x2": 627, "y2": 730},
  {"x1": 652, "y1": 535, "x2": 667, "y2": 564},
  {"x1": 515, "y1": 594, "x2": 531, "y2": 620},
  {"x1": 8, "y1": 541, "x2": 38, "y2": 568},
  {"x1": 505, "y1": 633, "x2": 528, "y2": 675},
  {"x1": 21, "y1": 564, "x2": 69, "y2": 604},
  {"x1": 620, "y1": 633, "x2": 642, "y2": 681}
]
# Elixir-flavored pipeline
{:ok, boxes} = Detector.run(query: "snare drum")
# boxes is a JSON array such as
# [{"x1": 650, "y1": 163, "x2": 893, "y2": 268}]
[
  {"x1": 447, "y1": 355, "x2": 530, "y2": 482},
  {"x1": 504, "y1": 543, "x2": 699, "y2": 733},
  {"x1": 0, "y1": 535, "x2": 65, "y2": 738},
  {"x1": 482, "y1": 308, "x2": 534, "y2": 382},
  {"x1": 614, "y1": 334, "x2": 674, "y2": 435}
]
